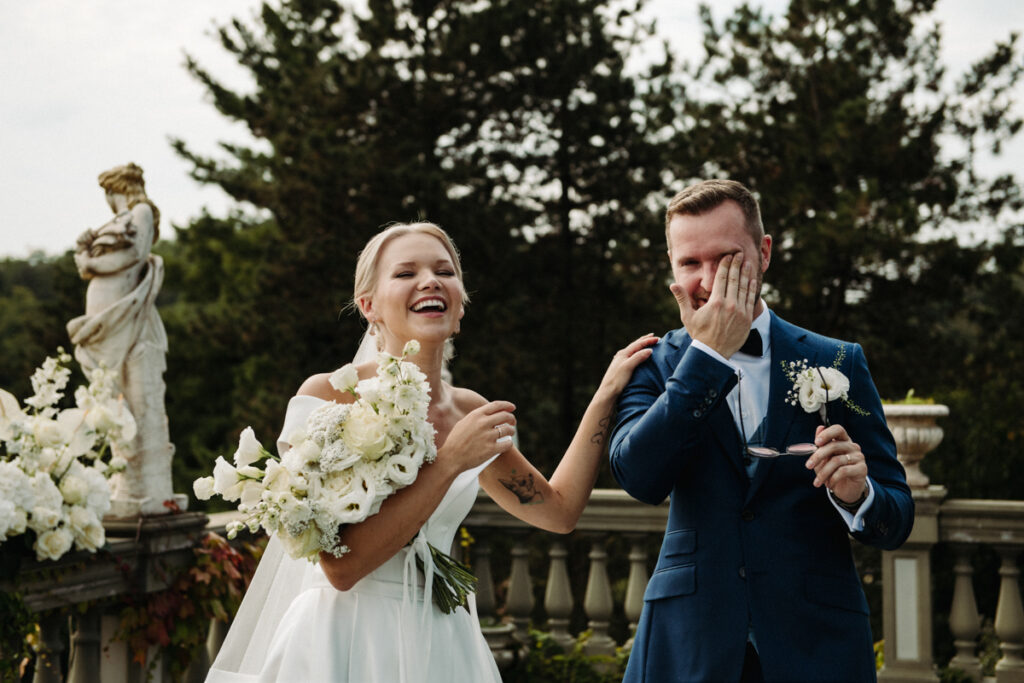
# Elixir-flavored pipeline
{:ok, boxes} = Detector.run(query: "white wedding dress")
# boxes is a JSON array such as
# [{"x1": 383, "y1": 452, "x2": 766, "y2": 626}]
[{"x1": 206, "y1": 395, "x2": 502, "y2": 683}]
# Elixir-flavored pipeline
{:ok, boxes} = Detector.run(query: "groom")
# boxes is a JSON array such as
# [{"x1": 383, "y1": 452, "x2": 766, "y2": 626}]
[{"x1": 609, "y1": 180, "x2": 913, "y2": 682}]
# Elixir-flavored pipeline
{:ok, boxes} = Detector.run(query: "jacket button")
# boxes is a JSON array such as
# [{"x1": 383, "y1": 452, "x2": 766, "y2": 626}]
[
  {"x1": 709, "y1": 389, "x2": 718, "y2": 398},
  {"x1": 741, "y1": 509, "x2": 755, "y2": 522},
  {"x1": 738, "y1": 566, "x2": 746, "y2": 579},
  {"x1": 693, "y1": 409, "x2": 702, "y2": 418}
]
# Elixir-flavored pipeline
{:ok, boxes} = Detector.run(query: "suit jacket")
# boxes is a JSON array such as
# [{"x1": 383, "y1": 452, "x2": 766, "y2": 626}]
[{"x1": 609, "y1": 312, "x2": 913, "y2": 683}]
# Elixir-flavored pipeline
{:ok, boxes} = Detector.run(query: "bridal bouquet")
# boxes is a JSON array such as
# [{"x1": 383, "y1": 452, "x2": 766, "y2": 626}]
[
  {"x1": 0, "y1": 349, "x2": 135, "y2": 561},
  {"x1": 193, "y1": 340, "x2": 476, "y2": 613}
]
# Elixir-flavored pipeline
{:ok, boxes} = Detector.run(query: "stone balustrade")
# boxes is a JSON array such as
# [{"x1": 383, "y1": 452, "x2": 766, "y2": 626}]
[{"x1": 4, "y1": 491, "x2": 1023, "y2": 682}]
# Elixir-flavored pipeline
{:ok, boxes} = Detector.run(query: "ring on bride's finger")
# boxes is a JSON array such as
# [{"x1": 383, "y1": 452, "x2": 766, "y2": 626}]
[{"x1": 844, "y1": 454, "x2": 851, "y2": 466}]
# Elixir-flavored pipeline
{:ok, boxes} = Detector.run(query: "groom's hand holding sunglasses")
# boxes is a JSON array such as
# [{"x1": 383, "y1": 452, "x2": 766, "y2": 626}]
[
  {"x1": 670, "y1": 252, "x2": 759, "y2": 358},
  {"x1": 805, "y1": 424, "x2": 870, "y2": 506}
]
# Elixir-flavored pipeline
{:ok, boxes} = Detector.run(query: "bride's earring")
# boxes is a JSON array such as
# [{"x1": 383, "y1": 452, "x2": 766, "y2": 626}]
[{"x1": 368, "y1": 320, "x2": 378, "y2": 336}]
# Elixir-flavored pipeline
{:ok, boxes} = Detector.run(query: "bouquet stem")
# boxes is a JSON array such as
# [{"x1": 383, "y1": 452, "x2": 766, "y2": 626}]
[{"x1": 415, "y1": 542, "x2": 478, "y2": 614}]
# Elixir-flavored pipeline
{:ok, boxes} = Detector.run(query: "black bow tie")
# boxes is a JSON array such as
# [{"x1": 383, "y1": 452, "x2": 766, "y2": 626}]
[{"x1": 738, "y1": 329, "x2": 763, "y2": 357}]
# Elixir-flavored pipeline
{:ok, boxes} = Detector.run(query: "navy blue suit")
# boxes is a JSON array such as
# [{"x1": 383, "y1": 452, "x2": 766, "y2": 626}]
[{"x1": 610, "y1": 312, "x2": 913, "y2": 682}]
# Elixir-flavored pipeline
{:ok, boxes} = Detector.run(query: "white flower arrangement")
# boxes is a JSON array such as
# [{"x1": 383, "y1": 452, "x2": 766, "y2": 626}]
[
  {"x1": 782, "y1": 345, "x2": 869, "y2": 425},
  {"x1": 0, "y1": 349, "x2": 136, "y2": 561},
  {"x1": 194, "y1": 340, "x2": 477, "y2": 613}
]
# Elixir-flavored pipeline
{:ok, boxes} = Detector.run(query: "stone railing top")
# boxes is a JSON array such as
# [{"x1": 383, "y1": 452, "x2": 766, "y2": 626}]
[
  {"x1": 882, "y1": 403, "x2": 950, "y2": 418},
  {"x1": 465, "y1": 488, "x2": 669, "y2": 534},
  {"x1": 939, "y1": 498, "x2": 1024, "y2": 546}
]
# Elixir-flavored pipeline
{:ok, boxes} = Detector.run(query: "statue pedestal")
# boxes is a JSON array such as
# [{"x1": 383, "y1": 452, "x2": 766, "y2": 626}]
[{"x1": 106, "y1": 492, "x2": 189, "y2": 519}]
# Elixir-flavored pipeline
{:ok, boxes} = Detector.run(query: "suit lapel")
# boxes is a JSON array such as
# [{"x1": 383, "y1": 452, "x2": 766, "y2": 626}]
[{"x1": 747, "y1": 313, "x2": 815, "y2": 502}]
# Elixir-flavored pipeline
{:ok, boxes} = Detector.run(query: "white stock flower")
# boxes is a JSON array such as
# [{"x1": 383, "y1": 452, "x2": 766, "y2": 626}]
[
  {"x1": 328, "y1": 364, "x2": 360, "y2": 394},
  {"x1": 233, "y1": 427, "x2": 265, "y2": 468},
  {"x1": 108, "y1": 456, "x2": 128, "y2": 472},
  {"x1": 193, "y1": 476, "x2": 216, "y2": 500},
  {"x1": 35, "y1": 526, "x2": 74, "y2": 561},
  {"x1": 29, "y1": 505, "x2": 63, "y2": 532},
  {"x1": 341, "y1": 403, "x2": 393, "y2": 461},
  {"x1": 79, "y1": 466, "x2": 111, "y2": 515},
  {"x1": 31, "y1": 416, "x2": 66, "y2": 449},
  {"x1": 402, "y1": 340, "x2": 420, "y2": 357}
]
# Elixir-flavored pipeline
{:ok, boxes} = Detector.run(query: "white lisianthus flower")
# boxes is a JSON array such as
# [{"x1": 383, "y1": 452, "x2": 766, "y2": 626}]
[
  {"x1": 193, "y1": 476, "x2": 216, "y2": 500},
  {"x1": 263, "y1": 460, "x2": 291, "y2": 493},
  {"x1": 342, "y1": 403, "x2": 393, "y2": 461},
  {"x1": 796, "y1": 372, "x2": 828, "y2": 413},
  {"x1": 233, "y1": 427, "x2": 265, "y2": 468},
  {"x1": 328, "y1": 364, "x2": 360, "y2": 394},
  {"x1": 85, "y1": 403, "x2": 117, "y2": 433},
  {"x1": 817, "y1": 367, "x2": 850, "y2": 401},
  {"x1": 35, "y1": 526, "x2": 74, "y2": 561},
  {"x1": 354, "y1": 377, "x2": 382, "y2": 405},
  {"x1": 212, "y1": 456, "x2": 244, "y2": 501},
  {"x1": 0, "y1": 388, "x2": 26, "y2": 440}
]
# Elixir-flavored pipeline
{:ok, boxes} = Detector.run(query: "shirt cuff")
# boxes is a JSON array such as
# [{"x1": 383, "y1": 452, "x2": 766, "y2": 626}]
[
  {"x1": 690, "y1": 339, "x2": 737, "y2": 372},
  {"x1": 828, "y1": 479, "x2": 875, "y2": 532}
]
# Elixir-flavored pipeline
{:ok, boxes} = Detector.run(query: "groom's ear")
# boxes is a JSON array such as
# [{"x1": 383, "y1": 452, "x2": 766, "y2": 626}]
[{"x1": 760, "y1": 235, "x2": 773, "y2": 271}]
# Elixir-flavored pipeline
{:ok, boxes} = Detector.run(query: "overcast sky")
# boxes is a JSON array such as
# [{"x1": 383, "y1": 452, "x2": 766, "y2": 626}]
[{"x1": 1, "y1": 0, "x2": 1021, "y2": 258}]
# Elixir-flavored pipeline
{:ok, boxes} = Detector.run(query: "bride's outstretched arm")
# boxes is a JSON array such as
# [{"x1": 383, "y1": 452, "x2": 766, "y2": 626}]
[
  {"x1": 298, "y1": 372, "x2": 516, "y2": 592},
  {"x1": 478, "y1": 334, "x2": 657, "y2": 533}
]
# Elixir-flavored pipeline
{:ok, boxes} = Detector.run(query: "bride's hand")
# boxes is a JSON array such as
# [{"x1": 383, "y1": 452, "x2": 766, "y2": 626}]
[
  {"x1": 596, "y1": 334, "x2": 659, "y2": 400},
  {"x1": 439, "y1": 400, "x2": 517, "y2": 472}
]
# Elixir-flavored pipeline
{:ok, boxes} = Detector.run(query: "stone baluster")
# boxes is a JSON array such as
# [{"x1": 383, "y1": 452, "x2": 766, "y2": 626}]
[
  {"x1": 506, "y1": 537, "x2": 534, "y2": 644},
  {"x1": 623, "y1": 535, "x2": 649, "y2": 650},
  {"x1": 582, "y1": 536, "x2": 616, "y2": 656},
  {"x1": 544, "y1": 540, "x2": 575, "y2": 650},
  {"x1": 473, "y1": 541, "x2": 497, "y2": 622},
  {"x1": 207, "y1": 617, "x2": 229, "y2": 664},
  {"x1": 33, "y1": 612, "x2": 66, "y2": 683},
  {"x1": 947, "y1": 545, "x2": 982, "y2": 681},
  {"x1": 67, "y1": 608, "x2": 101, "y2": 683},
  {"x1": 994, "y1": 546, "x2": 1024, "y2": 682}
]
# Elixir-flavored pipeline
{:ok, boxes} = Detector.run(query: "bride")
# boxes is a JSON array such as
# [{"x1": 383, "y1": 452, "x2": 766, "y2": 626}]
[{"x1": 206, "y1": 221, "x2": 655, "y2": 682}]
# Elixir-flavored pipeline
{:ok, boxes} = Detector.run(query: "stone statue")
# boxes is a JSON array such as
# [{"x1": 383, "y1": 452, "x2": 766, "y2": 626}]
[{"x1": 67, "y1": 163, "x2": 186, "y2": 517}]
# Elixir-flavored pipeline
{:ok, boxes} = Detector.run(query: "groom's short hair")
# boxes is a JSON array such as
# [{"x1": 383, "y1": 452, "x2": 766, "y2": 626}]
[{"x1": 665, "y1": 179, "x2": 764, "y2": 248}]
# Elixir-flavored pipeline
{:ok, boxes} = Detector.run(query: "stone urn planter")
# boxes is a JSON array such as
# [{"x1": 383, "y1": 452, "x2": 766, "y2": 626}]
[{"x1": 883, "y1": 403, "x2": 949, "y2": 489}]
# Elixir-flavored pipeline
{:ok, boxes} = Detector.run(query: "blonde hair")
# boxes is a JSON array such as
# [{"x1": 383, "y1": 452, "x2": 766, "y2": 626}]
[
  {"x1": 352, "y1": 221, "x2": 469, "y2": 319},
  {"x1": 98, "y1": 162, "x2": 161, "y2": 241}
]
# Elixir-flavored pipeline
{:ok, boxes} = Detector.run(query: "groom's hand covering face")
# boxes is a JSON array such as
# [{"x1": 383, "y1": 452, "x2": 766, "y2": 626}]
[{"x1": 667, "y1": 201, "x2": 767, "y2": 358}]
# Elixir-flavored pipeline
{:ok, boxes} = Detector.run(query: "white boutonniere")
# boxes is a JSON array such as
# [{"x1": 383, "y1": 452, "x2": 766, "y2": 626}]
[{"x1": 782, "y1": 345, "x2": 869, "y2": 425}]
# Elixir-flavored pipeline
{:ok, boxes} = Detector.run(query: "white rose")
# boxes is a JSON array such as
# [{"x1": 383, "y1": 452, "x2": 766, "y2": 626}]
[
  {"x1": 212, "y1": 456, "x2": 244, "y2": 501},
  {"x1": 0, "y1": 500, "x2": 23, "y2": 539},
  {"x1": 35, "y1": 526, "x2": 74, "y2": 561},
  {"x1": 29, "y1": 505, "x2": 63, "y2": 532},
  {"x1": 342, "y1": 403, "x2": 393, "y2": 461},
  {"x1": 59, "y1": 472, "x2": 89, "y2": 505},
  {"x1": 67, "y1": 505, "x2": 105, "y2": 551},
  {"x1": 328, "y1": 364, "x2": 360, "y2": 394},
  {"x1": 278, "y1": 525, "x2": 323, "y2": 561},
  {"x1": 193, "y1": 476, "x2": 216, "y2": 500}
]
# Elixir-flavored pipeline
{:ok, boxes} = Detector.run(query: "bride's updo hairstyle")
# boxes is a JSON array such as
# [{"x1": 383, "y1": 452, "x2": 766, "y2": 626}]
[{"x1": 352, "y1": 221, "x2": 470, "y2": 319}]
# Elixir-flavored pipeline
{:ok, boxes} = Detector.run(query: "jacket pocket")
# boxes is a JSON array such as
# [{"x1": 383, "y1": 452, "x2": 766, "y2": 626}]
[
  {"x1": 644, "y1": 563, "x2": 696, "y2": 601},
  {"x1": 662, "y1": 529, "x2": 696, "y2": 559},
  {"x1": 803, "y1": 572, "x2": 869, "y2": 615}
]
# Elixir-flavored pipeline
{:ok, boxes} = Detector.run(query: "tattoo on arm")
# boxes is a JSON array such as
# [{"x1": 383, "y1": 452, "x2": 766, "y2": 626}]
[
  {"x1": 498, "y1": 470, "x2": 544, "y2": 505},
  {"x1": 590, "y1": 414, "x2": 612, "y2": 445}
]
